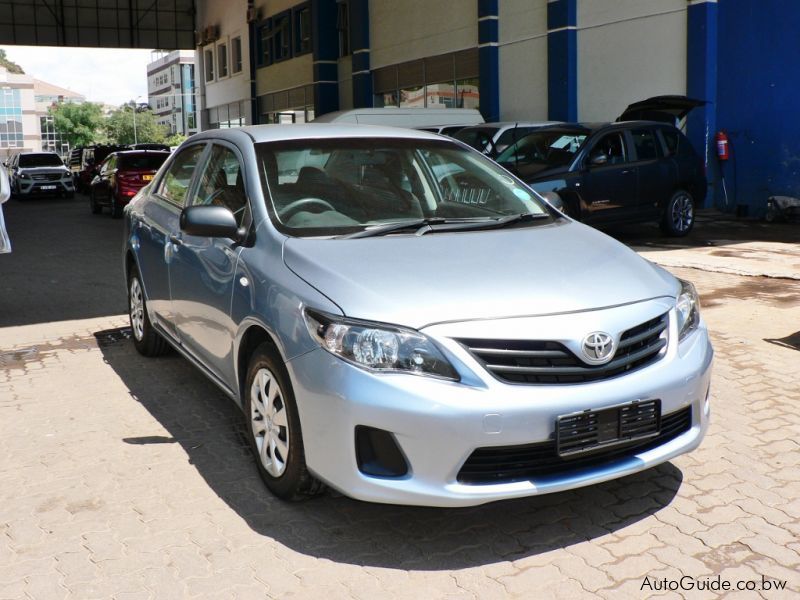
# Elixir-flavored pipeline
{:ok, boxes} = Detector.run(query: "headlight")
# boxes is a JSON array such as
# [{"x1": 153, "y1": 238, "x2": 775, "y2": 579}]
[
  {"x1": 62, "y1": 170, "x2": 71, "y2": 179},
  {"x1": 19, "y1": 173, "x2": 30, "y2": 179},
  {"x1": 676, "y1": 279, "x2": 700, "y2": 341},
  {"x1": 304, "y1": 309, "x2": 459, "y2": 381}
]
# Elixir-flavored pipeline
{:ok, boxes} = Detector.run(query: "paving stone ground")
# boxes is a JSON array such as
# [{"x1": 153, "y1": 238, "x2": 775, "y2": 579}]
[{"x1": 1, "y1": 197, "x2": 799, "y2": 599}]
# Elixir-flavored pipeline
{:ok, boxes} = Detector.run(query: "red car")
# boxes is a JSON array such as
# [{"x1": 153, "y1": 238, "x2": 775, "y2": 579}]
[{"x1": 89, "y1": 150, "x2": 170, "y2": 218}]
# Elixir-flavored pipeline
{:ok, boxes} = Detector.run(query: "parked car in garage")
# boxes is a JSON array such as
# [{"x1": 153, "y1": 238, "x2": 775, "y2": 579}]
[
  {"x1": 496, "y1": 121, "x2": 705, "y2": 236},
  {"x1": 73, "y1": 144, "x2": 129, "y2": 193},
  {"x1": 123, "y1": 124, "x2": 712, "y2": 507},
  {"x1": 453, "y1": 121, "x2": 558, "y2": 158},
  {"x1": 494, "y1": 97, "x2": 706, "y2": 236},
  {"x1": 90, "y1": 150, "x2": 170, "y2": 218},
  {"x1": 5, "y1": 152, "x2": 74, "y2": 199}
]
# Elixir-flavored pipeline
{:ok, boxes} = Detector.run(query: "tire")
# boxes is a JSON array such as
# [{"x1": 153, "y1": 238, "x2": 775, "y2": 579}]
[
  {"x1": 660, "y1": 190, "x2": 695, "y2": 237},
  {"x1": 110, "y1": 193, "x2": 122, "y2": 219},
  {"x1": 128, "y1": 267, "x2": 168, "y2": 357},
  {"x1": 244, "y1": 343, "x2": 323, "y2": 501},
  {"x1": 90, "y1": 189, "x2": 101, "y2": 214}
]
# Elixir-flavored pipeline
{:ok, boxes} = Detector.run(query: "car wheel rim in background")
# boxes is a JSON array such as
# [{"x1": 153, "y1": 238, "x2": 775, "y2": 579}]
[
  {"x1": 672, "y1": 194, "x2": 693, "y2": 232},
  {"x1": 250, "y1": 368, "x2": 290, "y2": 477},
  {"x1": 129, "y1": 278, "x2": 145, "y2": 341}
]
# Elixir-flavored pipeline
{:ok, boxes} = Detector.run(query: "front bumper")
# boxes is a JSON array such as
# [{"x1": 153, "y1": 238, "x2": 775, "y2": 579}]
[
  {"x1": 286, "y1": 299, "x2": 713, "y2": 507},
  {"x1": 17, "y1": 178, "x2": 74, "y2": 196}
]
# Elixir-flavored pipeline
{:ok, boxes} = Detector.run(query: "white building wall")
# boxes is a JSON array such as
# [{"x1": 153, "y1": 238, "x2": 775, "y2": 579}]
[
  {"x1": 369, "y1": 0, "x2": 478, "y2": 69},
  {"x1": 498, "y1": 0, "x2": 548, "y2": 121},
  {"x1": 577, "y1": 0, "x2": 687, "y2": 121},
  {"x1": 195, "y1": 0, "x2": 251, "y2": 126}
]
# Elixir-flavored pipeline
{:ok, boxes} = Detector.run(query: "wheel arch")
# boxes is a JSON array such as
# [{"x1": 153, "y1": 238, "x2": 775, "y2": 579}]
[{"x1": 236, "y1": 322, "x2": 282, "y2": 408}]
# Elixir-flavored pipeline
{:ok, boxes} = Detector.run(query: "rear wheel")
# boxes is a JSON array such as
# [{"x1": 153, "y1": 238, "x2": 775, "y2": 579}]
[
  {"x1": 660, "y1": 190, "x2": 694, "y2": 237},
  {"x1": 244, "y1": 343, "x2": 323, "y2": 501},
  {"x1": 128, "y1": 268, "x2": 168, "y2": 357},
  {"x1": 110, "y1": 193, "x2": 122, "y2": 219}
]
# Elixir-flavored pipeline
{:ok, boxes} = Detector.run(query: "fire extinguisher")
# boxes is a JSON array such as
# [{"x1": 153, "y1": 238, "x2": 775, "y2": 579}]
[{"x1": 715, "y1": 131, "x2": 729, "y2": 161}]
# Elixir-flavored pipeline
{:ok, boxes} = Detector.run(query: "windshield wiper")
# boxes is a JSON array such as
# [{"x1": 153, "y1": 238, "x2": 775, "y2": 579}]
[{"x1": 338, "y1": 213, "x2": 548, "y2": 239}]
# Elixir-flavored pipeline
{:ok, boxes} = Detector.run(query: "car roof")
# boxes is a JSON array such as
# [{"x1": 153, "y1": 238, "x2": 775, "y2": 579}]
[
  {"x1": 112, "y1": 149, "x2": 170, "y2": 155},
  {"x1": 17, "y1": 151, "x2": 60, "y2": 156},
  {"x1": 191, "y1": 123, "x2": 448, "y2": 144}
]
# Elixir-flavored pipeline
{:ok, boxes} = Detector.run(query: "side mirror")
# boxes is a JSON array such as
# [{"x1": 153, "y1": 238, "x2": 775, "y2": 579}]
[
  {"x1": 180, "y1": 205, "x2": 243, "y2": 239},
  {"x1": 539, "y1": 191, "x2": 565, "y2": 213},
  {"x1": 589, "y1": 153, "x2": 608, "y2": 167}
]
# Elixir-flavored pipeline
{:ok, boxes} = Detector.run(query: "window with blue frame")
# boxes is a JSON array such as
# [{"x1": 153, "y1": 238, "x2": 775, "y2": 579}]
[
  {"x1": 272, "y1": 11, "x2": 292, "y2": 62},
  {"x1": 294, "y1": 4, "x2": 311, "y2": 56},
  {"x1": 258, "y1": 18, "x2": 273, "y2": 67}
]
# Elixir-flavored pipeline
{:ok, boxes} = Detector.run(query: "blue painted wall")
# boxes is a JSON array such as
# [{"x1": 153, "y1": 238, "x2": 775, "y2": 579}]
[{"x1": 716, "y1": 0, "x2": 800, "y2": 217}]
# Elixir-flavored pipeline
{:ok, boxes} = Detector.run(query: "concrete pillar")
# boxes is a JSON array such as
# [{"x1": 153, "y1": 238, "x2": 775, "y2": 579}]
[
  {"x1": 478, "y1": 0, "x2": 500, "y2": 122},
  {"x1": 547, "y1": 0, "x2": 577, "y2": 122},
  {"x1": 312, "y1": 0, "x2": 339, "y2": 116}
]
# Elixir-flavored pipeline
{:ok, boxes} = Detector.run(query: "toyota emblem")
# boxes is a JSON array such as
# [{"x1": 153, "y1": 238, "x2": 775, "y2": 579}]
[{"x1": 582, "y1": 332, "x2": 615, "y2": 364}]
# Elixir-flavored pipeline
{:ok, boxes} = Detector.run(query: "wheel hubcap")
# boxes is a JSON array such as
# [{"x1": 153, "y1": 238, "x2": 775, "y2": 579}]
[
  {"x1": 250, "y1": 368, "x2": 289, "y2": 478},
  {"x1": 129, "y1": 277, "x2": 145, "y2": 341},
  {"x1": 672, "y1": 195, "x2": 693, "y2": 232}
]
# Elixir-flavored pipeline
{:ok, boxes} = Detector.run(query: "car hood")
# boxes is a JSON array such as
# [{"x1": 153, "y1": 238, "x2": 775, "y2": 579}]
[
  {"x1": 283, "y1": 221, "x2": 678, "y2": 329},
  {"x1": 617, "y1": 95, "x2": 705, "y2": 124}
]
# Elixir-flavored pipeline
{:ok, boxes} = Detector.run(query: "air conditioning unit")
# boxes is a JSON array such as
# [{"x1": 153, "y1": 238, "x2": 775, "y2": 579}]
[
  {"x1": 246, "y1": 7, "x2": 260, "y2": 23},
  {"x1": 197, "y1": 25, "x2": 219, "y2": 44}
]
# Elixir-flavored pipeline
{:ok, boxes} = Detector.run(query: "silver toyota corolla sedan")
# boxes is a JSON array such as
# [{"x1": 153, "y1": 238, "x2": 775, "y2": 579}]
[{"x1": 123, "y1": 124, "x2": 712, "y2": 507}]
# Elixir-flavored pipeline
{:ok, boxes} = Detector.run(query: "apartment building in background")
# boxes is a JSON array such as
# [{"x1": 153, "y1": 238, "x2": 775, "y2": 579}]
[
  {"x1": 0, "y1": 65, "x2": 84, "y2": 161},
  {"x1": 147, "y1": 49, "x2": 198, "y2": 137}
]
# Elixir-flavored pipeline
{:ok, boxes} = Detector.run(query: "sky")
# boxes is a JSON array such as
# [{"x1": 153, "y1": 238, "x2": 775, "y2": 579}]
[{"x1": 1, "y1": 45, "x2": 154, "y2": 107}]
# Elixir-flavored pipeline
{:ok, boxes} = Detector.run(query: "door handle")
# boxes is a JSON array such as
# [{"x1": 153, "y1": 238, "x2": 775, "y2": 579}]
[
  {"x1": 621, "y1": 170, "x2": 633, "y2": 175},
  {"x1": 169, "y1": 232, "x2": 184, "y2": 246}
]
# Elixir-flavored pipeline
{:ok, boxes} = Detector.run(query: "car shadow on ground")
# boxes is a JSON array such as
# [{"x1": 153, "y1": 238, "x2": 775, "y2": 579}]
[
  {"x1": 96, "y1": 327, "x2": 683, "y2": 570},
  {"x1": 601, "y1": 209, "x2": 799, "y2": 248}
]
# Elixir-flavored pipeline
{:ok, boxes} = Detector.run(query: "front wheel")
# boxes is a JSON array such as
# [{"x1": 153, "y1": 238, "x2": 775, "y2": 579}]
[
  {"x1": 244, "y1": 343, "x2": 323, "y2": 501},
  {"x1": 660, "y1": 190, "x2": 695, "y2": 237},
  {"x1": 128, "y1": 268, "x2": 168, "y2": 356}
]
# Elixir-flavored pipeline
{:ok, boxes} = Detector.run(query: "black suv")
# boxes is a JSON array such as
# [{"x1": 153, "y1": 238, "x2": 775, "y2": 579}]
[{"x1": 495, "y1": 98, "x2": 706, "y2": 236}]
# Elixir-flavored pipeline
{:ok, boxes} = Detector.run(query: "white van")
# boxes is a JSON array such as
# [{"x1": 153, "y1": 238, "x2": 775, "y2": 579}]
[{"x1": 312, "y1": 108, "x2": 484, "y2": 128}]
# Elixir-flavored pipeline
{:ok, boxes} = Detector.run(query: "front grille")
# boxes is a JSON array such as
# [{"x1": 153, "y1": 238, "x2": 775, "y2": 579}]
[
  {"x1": 457, "y1": 313, "x2": 668, "y2": 385},
  {"x1": 457, "y1": 406, "x2": 692, "y2": 484},
  {"x1": 32, "y1": 173, "x2": 62, "y2": 181}
]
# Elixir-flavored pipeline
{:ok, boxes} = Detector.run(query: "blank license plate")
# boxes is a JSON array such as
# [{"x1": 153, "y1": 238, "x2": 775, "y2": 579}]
[
  {"x1": 142, "y1": 174, "x2": 153, "y2": 181},
  {"x1": 556, "y1": 399, "x2": 661, "y2": 457},
  {"x1": 40, "y1": 185, "x2": 57, "y2": 190}
]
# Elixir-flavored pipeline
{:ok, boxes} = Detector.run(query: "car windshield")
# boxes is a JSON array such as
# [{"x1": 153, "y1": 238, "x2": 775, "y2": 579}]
[
  {"x1": 18, "y1": 154, "x2": 63, "y2": 168},
  {"x1": 496, "y1": 129, "x2": 589, "y2": 172},
  {"x1": 119, "y1": 153, "x2": 169, "y2": 170},
  {"x1": 256, "y1": 138, "x2": 554, "y2": 237},
  {"x1": 452, "y1": 127, "x2": 500, "y2": 152}
]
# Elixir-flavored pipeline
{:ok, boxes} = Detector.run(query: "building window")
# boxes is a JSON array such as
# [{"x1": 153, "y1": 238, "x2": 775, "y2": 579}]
[
  {"x1": 232, "y1": 36, "x2": 243, "y2": 73},
  {"x1": 294, "y1": 4, "x2": 312, "y2": 56},
  {"x1": 218, "y1": 42, "x2": 229, "y2": 78},
  {"x1": 258, "y1": 19, "x2": 273, "y2": 66},
  {"x1": 337, "y1": 1, "x2": 350, "y2": 57},
  {"x1": 204, "y1": 47, "x2": 214, "y2": 82},
  {"x1": 273, "y1": 11, "x2": 292, "y2": 62},
  {"x1": 373, "y1": 49, "x2": 480, "y2": 110},
  {"x1": 258, "y1": 84, "x2": 315, "y2": 124},
  {"x1": 0, "y1": 88, "x2": 23, "y2": 148}
]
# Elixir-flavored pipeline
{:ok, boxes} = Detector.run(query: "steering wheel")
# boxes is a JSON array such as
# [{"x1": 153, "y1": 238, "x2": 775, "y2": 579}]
[{"x1": 279, "y1": 197, "x2": 336, "y2": 221}]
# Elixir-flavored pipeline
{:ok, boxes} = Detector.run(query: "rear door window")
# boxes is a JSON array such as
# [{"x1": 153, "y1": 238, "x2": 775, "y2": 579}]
[
  {"x1": 630, "y1": 128, "x2": 661, "y2": 161},
  {"x1": 157, "y1": 144, "x2": 205, "y2": 207}
]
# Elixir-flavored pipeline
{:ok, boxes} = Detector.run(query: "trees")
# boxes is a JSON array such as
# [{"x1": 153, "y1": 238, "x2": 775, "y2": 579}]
[
  {"x1": 48, "y1": 102, "x2": 105, "y2": 148},
  {"x1": 0, "y1": 50, "x2": 24, "y2": 74},
  {"x1": 104, "y1": 103, "x2": 168, "y2": 145}
]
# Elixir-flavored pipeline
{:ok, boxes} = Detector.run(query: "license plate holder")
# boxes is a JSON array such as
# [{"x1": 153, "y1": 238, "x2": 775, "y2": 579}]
[{"x1": 556, "y1": 399, "x2": 661, "y2": 457}]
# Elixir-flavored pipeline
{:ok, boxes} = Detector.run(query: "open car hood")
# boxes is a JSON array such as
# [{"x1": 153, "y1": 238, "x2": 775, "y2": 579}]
[{"x1": 617, "y1": 95, "x2": 705, "y2": 124}]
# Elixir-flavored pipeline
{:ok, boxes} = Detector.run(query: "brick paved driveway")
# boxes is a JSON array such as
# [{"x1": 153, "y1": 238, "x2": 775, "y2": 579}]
[{"x1": 1, "y1": 197, "x2": 798, "y2": 598}]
